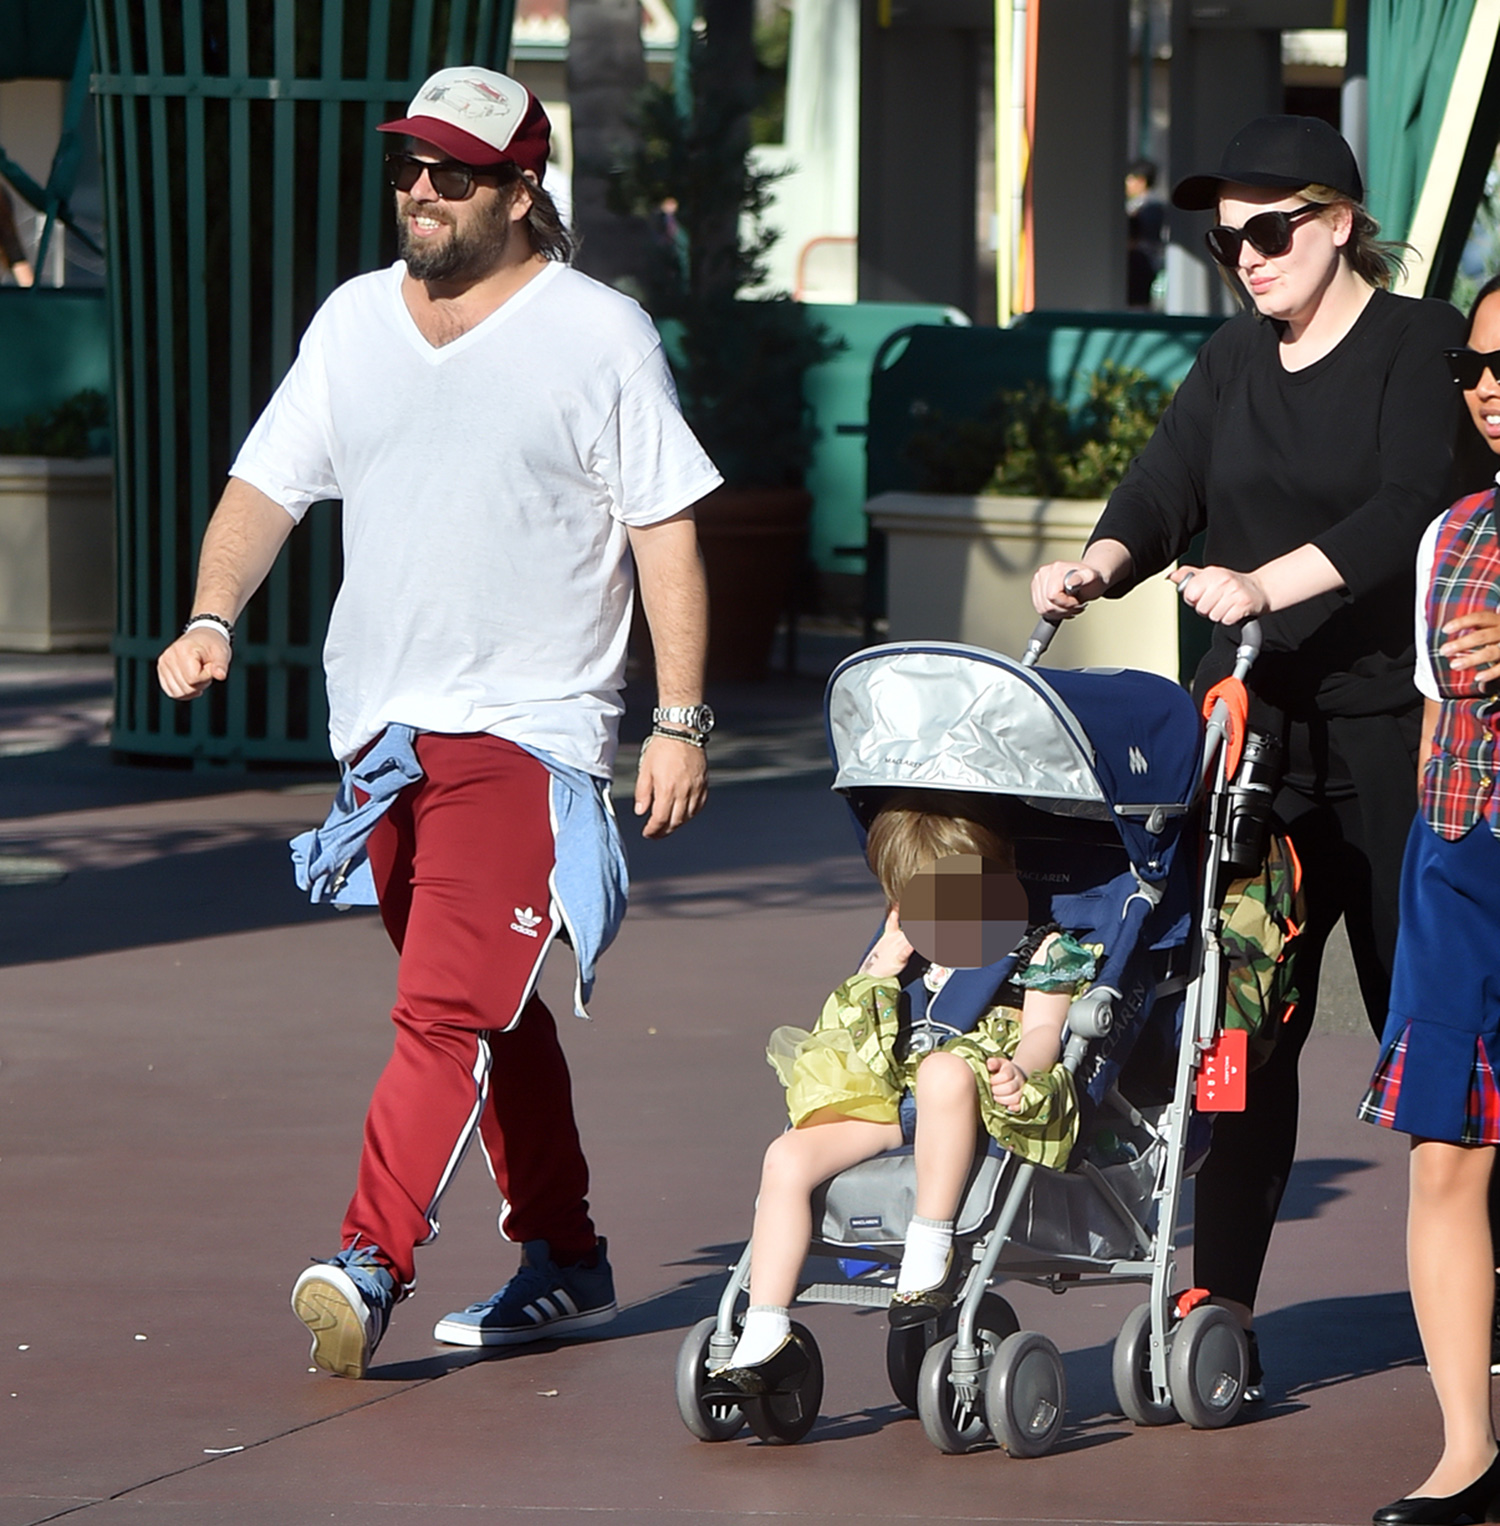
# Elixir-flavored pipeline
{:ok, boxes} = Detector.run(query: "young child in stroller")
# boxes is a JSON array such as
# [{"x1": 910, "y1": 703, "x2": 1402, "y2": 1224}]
[{"x1": 704, "y1": 790, "x2": 1097, "y2": 1401}]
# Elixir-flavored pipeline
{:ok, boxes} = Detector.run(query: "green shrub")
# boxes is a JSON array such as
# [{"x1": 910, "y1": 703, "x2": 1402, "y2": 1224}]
[
  {"x1": 905, "y1": 362, "x2": 1172, "y2": 499},
  {"x1": 0, "y1": 389, "x2": 111, "y2": 457}
]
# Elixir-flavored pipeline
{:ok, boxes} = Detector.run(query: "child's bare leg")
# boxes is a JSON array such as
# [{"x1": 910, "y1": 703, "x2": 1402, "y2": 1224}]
[
  {"x1": 912, "y1": 1051, "x2": 982, "y2": 1220},
  {"x1": 728, "y1": 1111, "x2": 901, "y2": 1368},
  {"x1": 896, "y1": 1052, "x2": 982, "y2": 1300}
]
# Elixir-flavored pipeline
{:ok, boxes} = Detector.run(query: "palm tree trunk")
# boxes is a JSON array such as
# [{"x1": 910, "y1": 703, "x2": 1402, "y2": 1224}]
[
  {"x1": 567, "y1": 0, "x2": 650, "y2": 288},
  {"x1": 694, "y1": 0, "x2": 755, "y2": 302}
]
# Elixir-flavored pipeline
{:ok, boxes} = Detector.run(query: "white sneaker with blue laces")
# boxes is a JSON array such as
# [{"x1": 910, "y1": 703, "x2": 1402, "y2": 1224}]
[
  {"x1": 433, "y1": 1238, "x2": 617, "y2": 1347},
  {"x1": 291, "y1": 1245, "x2": 398, "y2": 1379}
]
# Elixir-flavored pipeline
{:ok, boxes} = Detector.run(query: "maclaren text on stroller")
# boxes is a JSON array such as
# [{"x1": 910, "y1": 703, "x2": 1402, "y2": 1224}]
[{"x1": 676, "y1": 617, "x2": 1266, "y2": 1453}]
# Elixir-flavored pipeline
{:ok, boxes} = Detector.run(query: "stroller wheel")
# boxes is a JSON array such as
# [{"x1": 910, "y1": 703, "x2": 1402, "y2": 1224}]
[
  {"x1": 886, "y1": 1292, "x2": 1018, "y2": 1413},
  {"x1": 985, "y1": 1331, "x2": 1067, "y2": 1457},
  {"x1": 1168, "y1": 1304, "x2": 1247, "y2": 1429},
  {"x1": 675, "y1": 1317, "x2": 745, "y2": 1442},
  {"x1": 916, "y1": 1333, "x2": 991, "y2": 1453},
  {"x1": 743, "y1": 1321, "x2": 824, "y2": 1445},
  {"x1": 1112, "y1": 1302, "x2": 1177, "y2": 1426}
]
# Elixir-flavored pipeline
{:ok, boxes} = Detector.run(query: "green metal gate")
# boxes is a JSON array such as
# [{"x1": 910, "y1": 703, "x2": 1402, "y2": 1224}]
[{"x1": 91, "y1": 0, "x2": 514, "y2": 762}]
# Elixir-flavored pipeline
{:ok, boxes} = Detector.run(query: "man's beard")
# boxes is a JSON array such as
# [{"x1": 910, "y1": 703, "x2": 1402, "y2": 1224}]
[{"x1": 397, "y1": 194, "x2": 512, "y2": 282}]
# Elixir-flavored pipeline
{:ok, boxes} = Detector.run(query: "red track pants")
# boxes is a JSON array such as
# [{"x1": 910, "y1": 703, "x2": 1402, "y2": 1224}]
[{"x1": 340, "y1": 732, "x2": 598, "y2": 1287}]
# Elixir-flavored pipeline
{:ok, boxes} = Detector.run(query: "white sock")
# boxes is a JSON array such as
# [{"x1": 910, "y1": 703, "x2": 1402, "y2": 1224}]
[
  {"x1": 897, "y1": 1215, "x2": 955, "y2": 1294},
  {"x1": 728, "y1": 1305, "x2": 790, "y2": 1368}
]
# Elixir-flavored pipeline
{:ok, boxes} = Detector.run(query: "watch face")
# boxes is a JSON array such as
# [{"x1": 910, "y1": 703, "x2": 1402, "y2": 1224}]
[{"x1": 657, "y1": 705, "x2": 714, "y2": 733}]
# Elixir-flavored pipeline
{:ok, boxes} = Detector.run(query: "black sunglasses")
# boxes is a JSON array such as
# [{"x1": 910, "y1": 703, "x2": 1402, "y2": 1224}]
[
  {"x1": 1204, "y1": 204, "x2": 1323, "y2": 267},
  {"x1": 1445, "y1": 348, "x2": 1500, "y2": 389},
  {"x1": 384, "y1": 152, "x2": 512, "y2": 201}
]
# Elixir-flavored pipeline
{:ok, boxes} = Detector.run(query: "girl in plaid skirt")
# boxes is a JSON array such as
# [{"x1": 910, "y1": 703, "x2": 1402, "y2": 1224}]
[{"x1": 1359, "y1": 275, "x2": 1500, "y2": 1526}]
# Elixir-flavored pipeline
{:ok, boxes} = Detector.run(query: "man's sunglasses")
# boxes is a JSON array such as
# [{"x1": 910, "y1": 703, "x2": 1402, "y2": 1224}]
[
  {"x1": 1204, "y1": 204, "x2": 1323, "y2": 267},
  {"x1": 384, "y1": 152, "x2": 512, "y2": 201},
  {"x1": 1445, "y1": 348, "x2": 1500, "y2": 389}
]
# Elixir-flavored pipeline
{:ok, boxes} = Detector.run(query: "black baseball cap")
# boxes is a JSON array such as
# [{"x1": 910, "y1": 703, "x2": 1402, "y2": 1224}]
[{"x1": 1172, "y1": 115, "x2": 1363, "y2": 210}]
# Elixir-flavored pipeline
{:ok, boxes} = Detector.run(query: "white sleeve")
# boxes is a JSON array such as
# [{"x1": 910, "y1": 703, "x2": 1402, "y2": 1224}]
[
  {"x1": 593, "y1": 343, "x2": 723, "y2": 527},
  {"x1": 1412, "y1": 513, "x2": 1443, "y2": 701},
  {"x1": 228, "y1": 314, "x2": 341, "y2": 524}
]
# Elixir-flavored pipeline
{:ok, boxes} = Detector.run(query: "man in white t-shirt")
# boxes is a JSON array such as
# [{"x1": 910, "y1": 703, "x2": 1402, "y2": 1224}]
[{"x1": 157, "y1": 67, "x2": 723, "y2": 1379}]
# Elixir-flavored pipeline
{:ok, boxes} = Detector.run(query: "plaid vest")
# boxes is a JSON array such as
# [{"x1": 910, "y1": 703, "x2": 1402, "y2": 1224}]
[{"x1": 1422, "y1": 490, "x2": 1500, "y2": 840}]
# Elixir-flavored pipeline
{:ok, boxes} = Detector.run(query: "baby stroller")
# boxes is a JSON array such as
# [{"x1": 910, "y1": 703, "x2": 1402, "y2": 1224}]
[{"x1": 675, "y1": 618, "x2": 1264, "y2": 1455}]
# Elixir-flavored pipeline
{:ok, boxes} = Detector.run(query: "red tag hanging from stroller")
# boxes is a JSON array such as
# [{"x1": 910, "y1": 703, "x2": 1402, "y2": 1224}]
[{"x1": 1196, "y1": 1029, "x2": 1248, "y2": 1111}]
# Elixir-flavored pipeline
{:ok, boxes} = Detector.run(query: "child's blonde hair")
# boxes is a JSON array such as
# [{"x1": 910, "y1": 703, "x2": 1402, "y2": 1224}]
[{"x1": 864, "y1": 791, "x2": 1013, "y2": 906}]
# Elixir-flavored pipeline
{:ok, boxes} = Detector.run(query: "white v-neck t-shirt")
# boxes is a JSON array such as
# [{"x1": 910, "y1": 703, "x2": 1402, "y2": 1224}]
[{"x1": 230, "y1": 260, "x2": 722, "y2": 771}]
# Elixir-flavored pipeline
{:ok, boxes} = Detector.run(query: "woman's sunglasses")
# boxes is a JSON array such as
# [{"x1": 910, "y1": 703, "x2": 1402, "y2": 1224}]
[
  {"x1": 384, "y1": 153, "x2": 511, "y2": 201},
  {"x1": 1445, "y1": 348, "x2": 1500, "y2": 389},
  {"x1": 1204, "y1": 204, "x2": 1323, "y2": 267}
]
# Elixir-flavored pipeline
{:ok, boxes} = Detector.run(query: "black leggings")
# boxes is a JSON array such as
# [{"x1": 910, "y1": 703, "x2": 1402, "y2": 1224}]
[{"x1": 1192, "y1": 709, "x2": 1419, "y2": 1311}]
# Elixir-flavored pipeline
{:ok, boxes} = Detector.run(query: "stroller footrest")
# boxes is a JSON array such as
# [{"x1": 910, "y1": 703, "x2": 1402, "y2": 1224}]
[{"x1": 796, "y1": 1282, "x2": 893, "y2": 1308}]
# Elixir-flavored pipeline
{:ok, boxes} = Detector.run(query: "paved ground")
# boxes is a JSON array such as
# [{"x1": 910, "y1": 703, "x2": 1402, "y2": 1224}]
[{"x1": 0, "y1": 645, "x2": 1442, "y2": 1526}]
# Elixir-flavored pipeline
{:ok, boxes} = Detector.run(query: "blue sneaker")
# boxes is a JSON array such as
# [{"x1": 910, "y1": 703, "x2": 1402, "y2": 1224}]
[
  {"x1": 291, "y1": 1246, "x2": 398, "y2": 1379},
  {"x1": 433, "y1": 1238, "x2": 617, "y2": 1347}
]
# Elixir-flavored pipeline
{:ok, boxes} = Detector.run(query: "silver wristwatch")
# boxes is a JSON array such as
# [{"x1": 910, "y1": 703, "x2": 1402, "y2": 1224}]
[{"x1": 653, "y1": 704, "x2": 715, "y2": 736}]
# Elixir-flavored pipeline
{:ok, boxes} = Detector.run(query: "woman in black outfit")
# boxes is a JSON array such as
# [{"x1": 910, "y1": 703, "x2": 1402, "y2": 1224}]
[{"x1": 1031, "y1": 116, "x2": 1465, "y2": 1396}]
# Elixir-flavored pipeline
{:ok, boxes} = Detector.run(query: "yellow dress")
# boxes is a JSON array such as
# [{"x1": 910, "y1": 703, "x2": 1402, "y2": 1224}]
[{"x1": 765, "y1": 932, "x2": 1096, "y2": 1171}]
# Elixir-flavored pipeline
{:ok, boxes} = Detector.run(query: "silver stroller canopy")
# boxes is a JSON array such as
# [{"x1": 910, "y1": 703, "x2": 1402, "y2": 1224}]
[{"x1": 828, "y1": 644, "x2": 1102, "y2": 807}]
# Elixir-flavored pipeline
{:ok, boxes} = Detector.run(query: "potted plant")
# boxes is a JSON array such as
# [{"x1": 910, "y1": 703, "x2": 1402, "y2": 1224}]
[
  {"x1": 0, "y1": 389, "x2": 113, "y2": 651},
  {"x1": 865, "y1": 363, "x2": 1184, "y2": 676},
  {"x1": 611, "y1": 36, "x2": 841, "y2": 681}
]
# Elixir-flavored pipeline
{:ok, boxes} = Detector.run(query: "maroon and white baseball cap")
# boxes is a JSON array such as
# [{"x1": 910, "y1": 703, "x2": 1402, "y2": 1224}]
[{"x1": 378, "y1": 66, "x2": 550, "y2": 179}]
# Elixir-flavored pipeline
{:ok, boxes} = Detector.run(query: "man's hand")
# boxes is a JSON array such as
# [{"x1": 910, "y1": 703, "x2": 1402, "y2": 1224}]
[
  {"x1": 157, "y1": 628, "x2": 232, "y2": 699},
  {"x1": 155, "y1": 477, "x2": 296, "y2": 702},
  {"x1": 634, "y1": 734, "x2": 708, "y2": 838}
]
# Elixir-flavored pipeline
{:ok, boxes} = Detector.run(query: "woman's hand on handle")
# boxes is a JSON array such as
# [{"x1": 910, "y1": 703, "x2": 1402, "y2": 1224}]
[
  {"x1": 1031, "y1": 562, "x2": 1105, "y2": 618},
  {"x1": 1030, "y1": 539, "x2": 1133, "y2": 619},
  {"x1": 1172, "y1": 543, "x2": 1345, "y2": 626},
  {"x1": 1169, "y1": 565, "x2": 1270, "y2": 625}
]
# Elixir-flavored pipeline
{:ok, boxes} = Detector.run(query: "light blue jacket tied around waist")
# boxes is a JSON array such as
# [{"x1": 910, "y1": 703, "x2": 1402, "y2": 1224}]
[{"x1": 289, "y1": 725, "x2": 629, "y2": 1016}]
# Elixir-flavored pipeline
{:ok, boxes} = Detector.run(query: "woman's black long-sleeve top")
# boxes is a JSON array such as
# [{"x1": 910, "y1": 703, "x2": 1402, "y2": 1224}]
[{"x1": 1090, "y1": 289, "x2": 1465, "y2": 719}]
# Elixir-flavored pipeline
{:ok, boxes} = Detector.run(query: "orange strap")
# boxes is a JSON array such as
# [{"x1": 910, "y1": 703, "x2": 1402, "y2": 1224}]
[{"x1": 1202, "y1": 677, "x2": 1249, "y2": 783}]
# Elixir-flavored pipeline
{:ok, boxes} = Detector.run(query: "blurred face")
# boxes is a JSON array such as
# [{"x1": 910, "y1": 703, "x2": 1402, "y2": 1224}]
[
  {"x1": 898, "y1": 854, "x2": 1028, "y2": 969},
  {"x1": 1462, "y1": 292, "x2": 1500, "y2": 455},
  {"x1": 1215, "y1": 185, "x2": 1350, "y2": 325}
]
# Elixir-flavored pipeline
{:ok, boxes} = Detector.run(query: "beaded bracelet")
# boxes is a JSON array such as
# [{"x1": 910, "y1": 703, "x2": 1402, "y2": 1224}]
[
  {"x1": 183, "y1": 612, "x2": 234, "y2": 644},
  {"x1": 643, "y1": 724, "x2": 707, "y2": 750}
]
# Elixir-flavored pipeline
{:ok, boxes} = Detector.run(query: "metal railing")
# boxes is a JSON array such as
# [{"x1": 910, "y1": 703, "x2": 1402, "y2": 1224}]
[{"x1": 91, "y1": 0, "x2": 514, "y2": 762}]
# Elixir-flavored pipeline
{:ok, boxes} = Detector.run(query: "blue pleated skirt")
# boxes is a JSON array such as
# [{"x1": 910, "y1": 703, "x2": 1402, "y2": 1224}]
[{"x1": 1357, "y1": 811, "x2": 1500, "y2": 1144}]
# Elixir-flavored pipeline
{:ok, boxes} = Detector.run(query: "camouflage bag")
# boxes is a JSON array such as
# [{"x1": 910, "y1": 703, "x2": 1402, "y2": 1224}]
[{"x1": 1219, "y1": 832, "x2": 1304, "y2": 1070}]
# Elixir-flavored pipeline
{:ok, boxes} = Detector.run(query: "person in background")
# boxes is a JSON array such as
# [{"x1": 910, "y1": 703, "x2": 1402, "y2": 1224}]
[
  {"x1": 0, "y1": 184, "x2": 35, "y2": 287},
  {"x1": 1125, "y1": 157, "x2": 1165, "y2": 310}
]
